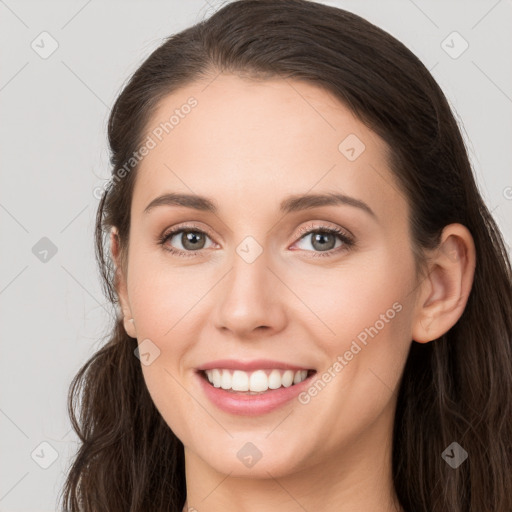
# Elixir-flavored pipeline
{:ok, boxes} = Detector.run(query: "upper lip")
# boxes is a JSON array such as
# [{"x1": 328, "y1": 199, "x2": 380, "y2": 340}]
[{"x1": 196, "y1": 359, "x2": 315, "y2": 372}]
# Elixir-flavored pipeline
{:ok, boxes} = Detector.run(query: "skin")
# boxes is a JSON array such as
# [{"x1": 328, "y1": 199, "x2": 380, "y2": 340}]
[{"x1": 110, "y1": 73, "x2": 476, "y2": 512}]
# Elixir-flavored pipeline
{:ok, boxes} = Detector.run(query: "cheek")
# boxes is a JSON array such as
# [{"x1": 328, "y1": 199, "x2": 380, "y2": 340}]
[
  {"x1": 128, "y1": 257, "x2": 204, "y2": 437},
  {"x1": 318, "y1": 251, "x2": 413, "y2": 410},
  {"x1": 287, "y1": 247, "x2": 412, "y2": 343},
  {"x1": 139, "y1": 362, "x2": 202, "y2": 447},
  {"x1": 293, "y1": 284, "x2": 412, "y2": 456},
  {"x1": 288, "y1": 247, "x2": 414, "y2": 419},
  {"x1": 127, "y1": 249, "x2": 211, "y2": 341}
]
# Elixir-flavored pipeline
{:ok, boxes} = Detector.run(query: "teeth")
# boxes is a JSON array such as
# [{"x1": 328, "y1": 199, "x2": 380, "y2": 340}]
[
  {"x1": 232, "y1": 370, "x2": 249, "y2": 391},
  {"x1": 249, "y1": 370, "x2": 268, "y2": 392},
  {"x1": 204, "y1": 368, "x2": 309, "y2": 392}
]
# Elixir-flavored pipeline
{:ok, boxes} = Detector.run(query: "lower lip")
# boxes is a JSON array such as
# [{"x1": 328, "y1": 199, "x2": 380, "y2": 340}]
[{"x1": 196, "y1": 370, "x2": 316, "y2": 416}]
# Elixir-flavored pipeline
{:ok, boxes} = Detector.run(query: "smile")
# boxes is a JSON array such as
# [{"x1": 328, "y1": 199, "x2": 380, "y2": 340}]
[
  {"x1": 201, "y1": 368, "x2": 314, "y2": 393},
  {"x1": 196, "y1": 368, "x2": 317, "y2": 416}
]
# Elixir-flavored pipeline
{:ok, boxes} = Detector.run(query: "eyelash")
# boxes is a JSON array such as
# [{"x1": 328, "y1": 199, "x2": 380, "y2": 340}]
[{"x1": 157, "y1": 222, "x2": 355, "y2": 259}]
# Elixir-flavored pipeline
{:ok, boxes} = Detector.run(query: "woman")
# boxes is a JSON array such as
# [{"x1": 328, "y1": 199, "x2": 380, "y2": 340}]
[{"x1": 60, "y1": 1, "x2": 512, "y2": 511}]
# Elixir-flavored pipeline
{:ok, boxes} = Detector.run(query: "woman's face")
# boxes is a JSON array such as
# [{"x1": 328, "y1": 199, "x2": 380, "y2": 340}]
[{"x1": 115, "y1": 73, "x2": 423, "y2": 478}]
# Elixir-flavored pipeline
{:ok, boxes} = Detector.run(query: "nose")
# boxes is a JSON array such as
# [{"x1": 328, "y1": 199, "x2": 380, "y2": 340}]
[{"x1": 213, "y1": 247, "x2": 287, "y2": 339}]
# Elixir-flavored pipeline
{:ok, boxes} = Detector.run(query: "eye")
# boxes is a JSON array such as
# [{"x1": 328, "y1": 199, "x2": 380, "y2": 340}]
[
  {"x1": 158, "y1": 223, "x2": 216, "y2": 257},
  {"x1": 291, "y1": 223, "x2": 354, "y2": 258},
  {"x1": 158, "y1": 222, "x2": 355, "y2": 258}
]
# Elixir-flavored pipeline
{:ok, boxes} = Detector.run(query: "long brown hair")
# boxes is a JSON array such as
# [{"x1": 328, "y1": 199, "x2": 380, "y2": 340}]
[{"x1": 60, "y1": 1, "x2": 512, "y2": 510}]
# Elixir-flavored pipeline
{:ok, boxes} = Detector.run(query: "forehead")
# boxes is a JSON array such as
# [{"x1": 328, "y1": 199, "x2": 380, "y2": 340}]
[{"x1": 132, "y1": 73, "x2": 405, "y2": 222}]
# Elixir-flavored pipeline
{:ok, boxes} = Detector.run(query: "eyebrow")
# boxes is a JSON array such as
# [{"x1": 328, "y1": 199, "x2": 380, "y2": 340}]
[{"x1": 143, "y1": 192, "x2": 376, "y2": 218}]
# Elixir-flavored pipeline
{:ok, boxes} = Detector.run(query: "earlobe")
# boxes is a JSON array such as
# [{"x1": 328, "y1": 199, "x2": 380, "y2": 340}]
[
  {"x1": 110, "y1": 227, "x2": 137, "y2": 338},
  {"x1": 411, "y1": 224, "x2": 476, "y2": 343},
  {"x1": 123, "y1": 316, "x2": 137, "y2": 339}
]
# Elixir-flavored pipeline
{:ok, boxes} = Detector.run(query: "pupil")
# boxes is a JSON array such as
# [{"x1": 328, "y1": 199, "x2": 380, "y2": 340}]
[
  {"x1": 183, "y1": 231, "x2": 204, "y2": 250},
  {"x1": 313, "y1": 232, "x2": 334, "y2": 250}
]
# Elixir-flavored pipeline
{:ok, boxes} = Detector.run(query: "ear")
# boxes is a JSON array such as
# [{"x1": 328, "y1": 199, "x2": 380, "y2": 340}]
[
  {"x1": 411, "y1": 224, "x2": 476, "y2": 343},
  {"x1": 110, "y1": 227, "x2": 137, "y2": 338}
]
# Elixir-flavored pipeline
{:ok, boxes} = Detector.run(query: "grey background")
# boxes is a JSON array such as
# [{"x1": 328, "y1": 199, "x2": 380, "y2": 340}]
[{"x1": 0, "y1": 0, "x2": 511, "y2": 510}]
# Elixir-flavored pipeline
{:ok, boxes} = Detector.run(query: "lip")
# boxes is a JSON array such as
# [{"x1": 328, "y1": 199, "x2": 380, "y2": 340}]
[
  {"x1": 195, "y1": 368, "x2": 317, "y2": 416},
  {"x1": 196, "y1": 359, "x2": 314, "y2": 372}
]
